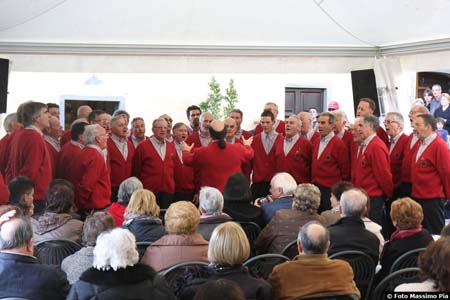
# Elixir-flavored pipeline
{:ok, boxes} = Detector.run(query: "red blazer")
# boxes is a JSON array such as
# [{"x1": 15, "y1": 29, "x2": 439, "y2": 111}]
[
  {"x1": 5, "y1": 129, "x2": 52, "y2": 200},
  {"x1": 183, "y1": 142, "x2": 254, "y2": 192},
  {"x1": 275, "y1": 136, "x2": 312, "y2": 184},
  {"x1": 377, "y1": 126, "x2": 389, "y2": 147},
  {"x1": 173, "y1": 147, "x2": 195, "y2": 193},
  {"x1": 311, "y1": 135, "x2": 350, "y2": 188},
  {"x1": 411, "y1": 136, "x2": 450, "y2": 200},
  {"x1": 340, "y1": 130, "x2": 354, "y2": 152},
  {"x1": 132, "y1": 139, "x2": 177, "y2": 194},
  {"x1": 352, "y1": 136, "x2": 393, "y2": 198},
  {"x1": 0, "y1": 173, "x2": 8, "y2": 205},
  {"x1": 73, "y1": 147, "x2": 111, "y2": 209},
  {"x1": 60, "y1": 130, "x2": 72, "y2": 147},
  {"x1": 0, "y1": 133, "x2": 12, "y2": 177},
  {"x1": 401, "y1": 134, "x2": 420, "y2": 184},
  {"x1": 107, "y1": 138, "x2": 135, "y2": 188},
  {"x1": 240, "y1": 129, "x2": 253, "y2": 139},
  {"x1": 251, "y1": 133, "x2": 284, "y2": 183},
  {"x1": 186, "y1": 132, "x2": 210, "y2": 149},
  {"x1": 389, "y1": 133, "x2": 408, "y2": 189},
  {"x1": 45, "y1": 140, "x2": 59, "y2": 178},
  {"x1": 254, "y1": 120, "x2": 286, "y2": 136},
  {"x1": 56, "y1": 141, "x2": 83, "y2": 181}
]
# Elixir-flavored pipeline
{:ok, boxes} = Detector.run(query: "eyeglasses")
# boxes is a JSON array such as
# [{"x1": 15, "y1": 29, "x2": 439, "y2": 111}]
[
  {"x1": 153, "y1": 126, "x2": 168, "y2": 130},
  {"x1": 164, "y1": 118, "x2": 173, "y2": 123}
]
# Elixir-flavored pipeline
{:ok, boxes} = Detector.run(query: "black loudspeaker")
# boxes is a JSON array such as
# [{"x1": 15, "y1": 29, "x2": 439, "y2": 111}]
[
  {"x1": 0, "y1": 58, "x2": 9, "y2": 114},
  {"x1": 351, "y1": 69, "x2": 380, "y2": 117}
]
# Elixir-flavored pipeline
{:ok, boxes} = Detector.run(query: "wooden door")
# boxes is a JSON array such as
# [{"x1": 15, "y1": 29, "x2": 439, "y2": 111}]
[{"x1": 285, "y1": 88, "x2": 324, "y2": 116}]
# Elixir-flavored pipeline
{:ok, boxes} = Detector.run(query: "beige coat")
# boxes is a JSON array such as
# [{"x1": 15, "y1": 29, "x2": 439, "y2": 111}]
[{"x1": 32, "y1": 212, "x2": 83, "y2": 244}]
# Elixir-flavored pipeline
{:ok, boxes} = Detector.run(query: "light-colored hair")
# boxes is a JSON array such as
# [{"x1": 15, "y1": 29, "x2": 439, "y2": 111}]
[
  {"x1": 82, "y1": 212, "x2": 115, "y2": 246},
  {"x1": 298, "y1": 221, "x2": 329, "y2": 254},
  {"x1": 125, "y1": 189, "x2": 160, "y2": 217},
  {"x1": 293, "y1": 184, "x2": 321, "y2": 214},
  {"x1": 332, "y1": 110, "x2": 348, "y2": 121},
  {"x1": 265, "y1": 102, "x2": 279, "y2": 112},
  {"x1": 93, "y1": 228, "x2": 139, "y2": 271},
  {"x1": 165, "y1": 201, "x2": 200, "y2": 235},
  {"x1": 287, "y1": 115, "x2": 302, "y2": 127},
  {"x1": 82, "y1": 124, "x2": 103, "y2": 146},
  {"x1": 110, "y1": 115, "x2": 125, "y2": 127},
  {"x1": 152, "y1": 118, "x2": 166, "y2": 128},
  {"x1": 200, "y1": 112, "x2": 213, "y2": 123},
  {"x1": 362, "y1": 115, "x2": 379, "y2": 132},
  {"x1": 199, "y1": 187, "x2": 224, "y2": 215},
  {"x1": 208, "y1": 222, "x2": 249, "y2": 266},
  {"x1": 386, "y1": 112, "x2": 404, "y2": 129},
  {"x1": 390, "y1": 197, "x2": 424, "y2": 230},
  {"x1": 117, "y1": 177, "x2": 143, "y2": 205},
  {"x1": 3, "y1": 113, "x2": 17, "y2": 133},
  {"x1": 271, "y1": 172, "x2": 297, "y2": 195},
  {"x1": 0, "y1": 217, "x2": 33, "y2": 250},
  {"x1": 319, "y1": 112, "x2": 336, "y2": 125},
  {"x1": 340, "y1": 188, "x2": 367, "y2": 218}
]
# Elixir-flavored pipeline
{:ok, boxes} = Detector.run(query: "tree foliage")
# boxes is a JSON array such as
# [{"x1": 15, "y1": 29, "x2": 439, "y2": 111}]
[{"x1": 199, "y1": 77, "x2": 238, "y2": 119}]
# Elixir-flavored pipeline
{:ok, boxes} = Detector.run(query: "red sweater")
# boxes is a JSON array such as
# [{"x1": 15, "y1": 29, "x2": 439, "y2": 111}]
[
  {"x1": 59, "y1": 130, "x2": 72, "y2": 147},
  {"x1": 0, "y1": 133, "x2": 11, "y2": 177},
  {"x1": 107, "y1": 202, "x2": 126, "y2": 227},
  {"x1": 186, "y1": 132, "x2": 210, "y2": 149},
  {"x1": 45, "y1": 140, "x2": 59, "y2": 178},
  {"x1": 275, "y1": 136, "x2": 312, "y2": 184},
  {"x1": 311, "y1": 135, "x2": 350, "y2": 188},
  {"x1": 0, "y1": 173, "x2": 8, "y2": 205},
  {"x1": 340, "y1": 130, "x2": 354, "y2": 153},
  {"x1": 254, "y1": 120, "x2": 286, "y2": 136},
  {"x1": 310, "y1": 131, "x2": 320, "y2": 145},
  {"x1": 401, "y1": 134, "x2": 420, "y2": 183},
  {"x1": 107, "y1": 138, "x2": 135, "y2": 188},
  {"x1": 132, "y1": 139, "x2": 177, "y2": 194},
  {"x1": 251, "y1": 133, "x2": 284, "y2": 183},
  {"x1": 6, "y1": 129, "x2": 52, "y2": 200},
  {"x1": 74, "y1": 147, "x2": 111, "y2": 209},
  {"x1": 411, "y1": 136, "x2": 450, "y2": 200},
  {"x1": 173, "y1": 146, "x2": 195, "y2": 193},
  {"x1": 240, "y1": 129, "x2": 253, "y2": 139},
  {"x1": 56, "y1": 141, "x2": 83, "y2": 182},
  {"x1": 352, "y1": 136, "x2": 393, "y2": 198},
  {"x1": 183, "y1": 142, "x2": 254, "y2": 192},
  {"x1": 389, "y1": 133, "x2": 408, "y2": 189},
  {"x1": 377, "y1": 126, "x2": 389, "y2": 147}
]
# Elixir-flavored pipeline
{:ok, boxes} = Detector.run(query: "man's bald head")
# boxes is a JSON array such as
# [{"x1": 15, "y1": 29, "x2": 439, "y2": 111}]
[
  {"x1": 210, "y1": 120, "x2": 225, "y2": 132},
  {"x1": 298, "y1": 221, "x2": 330, "y2": 254},
  {"x1": 0, "y1": 217, "x2": 33, "y2": 251},
  {"x1": 77, "y1": 105, "x2": 93, "y2": 119}
]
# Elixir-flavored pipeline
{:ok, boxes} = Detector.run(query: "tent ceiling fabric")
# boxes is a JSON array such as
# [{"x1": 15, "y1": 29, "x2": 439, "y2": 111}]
[{"x1": 0, "y1": 0, "x2": 449, "y2": 48}]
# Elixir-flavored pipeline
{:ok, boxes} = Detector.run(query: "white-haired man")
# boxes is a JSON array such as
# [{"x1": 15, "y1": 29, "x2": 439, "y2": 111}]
[
  {"x1": 0, "y1": 112, "x2": 22, "y2": 176},
  {"x1": 186, "y1": 112, "x2": 214, "y2": 148},
  {"x1": 298, "y1": 111, "x2": 320, "y2": 144},
  {"x1": 328, "y1": 188, "x2": 380, "y2": 263},
  {"x1": 331, "y1": 109, "x2": 353, "y2": 152},
  {"x1": 255, "y1": 172, "x2": 298, "y2": 225},
  {"x1": 268, "y1": 221, "x2": 359, "y2": 300},
  {"x1": 73, "y1": 124, "x2": 111, "y2": 218},
  {"x1": 197, "y1": 186, "x2": 232, "y2": 241}
]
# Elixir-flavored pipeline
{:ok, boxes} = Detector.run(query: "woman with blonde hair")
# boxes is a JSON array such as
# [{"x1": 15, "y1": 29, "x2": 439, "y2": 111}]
[
  {"x1": 122, "y1": 189, "x2": 165, "y2": 243},
  {"x1": 141, "y1": 201, "x2": 208, "y2": 272},
  {"x1": 182, "y1": 222, "x2": 271, "y2": 300}
]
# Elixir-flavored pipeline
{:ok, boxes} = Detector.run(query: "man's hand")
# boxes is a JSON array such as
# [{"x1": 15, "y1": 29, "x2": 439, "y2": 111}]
[
  {"x1": 181, "y1": 141, "x2": 194, "y2": 152},
  {"x1": 242, "y1": 136, "x2": 253, "y2": 146}
]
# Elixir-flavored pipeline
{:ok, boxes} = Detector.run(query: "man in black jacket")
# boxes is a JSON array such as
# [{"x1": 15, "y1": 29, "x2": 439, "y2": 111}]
[
  {"x1": 328, "y1": 188, "x2": 380, "y2": 263},
  {"x1": 0, "y1": 215, "x2": 70, "y2": 300}
]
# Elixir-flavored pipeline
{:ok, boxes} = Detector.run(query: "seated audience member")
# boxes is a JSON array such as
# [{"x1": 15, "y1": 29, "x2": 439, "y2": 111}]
[
  {"x1": 193, "y1": 279, "x2": 245, "y2": 300},
  {"x1": 61, "y1": 212, "x2": 115, "y2": 284},
  {"x1": 268, "y1": 221, "x2": 360, "y2": 300},
  {"x1": 376, "y1": 198, "x2": 433, "y2": 281},
  {"x1": 396, "y1": 237, "x2": 450, "y2": 292},
  {"x1": 197, "y1": 186, "x2": 232, "y2": 241},
  {"x1": 223, "y1": 173, "x2": 264, "y2": 228},
  {"x1": 142, "y1": 201, "x2": 208, "y2": 272},
  {"x1": 8, "y1": 176, "x2": 35, "y2": 217},
  {"x1": 107, "y1": 177, "x2": 143, "y2": 226},
  {"x1": 182, "y1": 222, "x2": 272, "y2": 300},
  {"x1": 256, "y1": 172, "x2": 297, "y2": 224},
  {"x1": 320, "y1": 181, "x2": 353, "y2": 227},
  {"x1": 255, "y1": 183, "x2": 323, "y2": 254},
  {"x1": 0, "y1": 205, "x2": 22, "y2": 219},
  {"x1": 122, "y1": 189, "x2": 165, "y2": 243},
  {"x1": 436, "y1": 117, "x2": 449, "y2": 142},
  {"x1": 67, "y1": 228, "x2": 173, "y2": 300},
  {"x1": 328, "y1": 188, "x2": 380, "y2": 263},
  {"x1": 0, "y1": 215, "x2": 70, "y2": 300},
  {"x1": 32, "y1": 180, "x2": 83, "y2": 244}
]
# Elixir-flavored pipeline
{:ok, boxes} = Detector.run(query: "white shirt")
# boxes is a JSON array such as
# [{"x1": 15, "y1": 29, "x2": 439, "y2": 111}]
[
  {"x1": 317, "y1": 131, "x2": 334, "y2": 159},
  {"x1": 199, "y1": 132, "x2": 212, "y2": 147},
  {"x1": 111, "y1": 134, "x2": 128, "y2": 160},
  {"x1": 44, "y1": 135, "x2": 61, "y2": 152},
  {"x1": 70, "y1": 140, "x2": 84, "y2": 149},
  {"x1": 174, "y1": 140, "x2": 183, "y2": 163},
  {"x1": 416, "y1": 133, "x2": 437, "y2": 162},
  {"x1": 151, "y1": 136, "x2": 166, "y2": 160},
  {"x1": 87, "y1": 144, "x2": 107, "y2": 164},
  {"x1": 261, "y1": 130, "x2": 278, "y2": 155},
  {"x1": 389, "y1": 132, "x2": 403, "y2": 154},
  {"x1": 284, "y1": 133, "x2": 299, "y2": 156},
  {"x1": 303, "y1": 128, "x2": 315, "y2": 141},
  {"x1": 360, "y1": 133, "x2": 377, "y2": 156},
  {"x1": 26, "y1": 125, "x2": 43, "y2": 136}
]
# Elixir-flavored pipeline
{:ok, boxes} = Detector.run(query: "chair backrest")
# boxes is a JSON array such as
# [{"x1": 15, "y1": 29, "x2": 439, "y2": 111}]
[
  {"x1": 237, "y1": 221, "x2": 261, "y2": 257},
  {"x1": 243, "y1": 253, "x2": 290, "y2": 280},
  {"x1": 294, "y1": 294, "x2": 360, "y2": 300},
  {"x1": 159, "y1": 209, "x2": 167, "y2": 225},
  {"x1": 372, "y1": 268, "x2": 421, "y2": 300},
  {"x1": 281, "y1": 239, "x2": 298, "y2": 259},
  {"x1": 0, "y1": 298, "x2": 33, "y2": 300},
  {"x1": 328, "y1": 250, "x2": 376, "y2": 300},
  {"x1": 389, "y1": 248, "x2": 426, "y2": 274},
  {"x1": 136, "y1": 241, "x2": 152, "y2": 260},
  {"x1": 34, "y1": 238, "x2": 82, "y2": 266},
  {"x1": 162, "y1": 261, "x2": 210, "y2": 299}
]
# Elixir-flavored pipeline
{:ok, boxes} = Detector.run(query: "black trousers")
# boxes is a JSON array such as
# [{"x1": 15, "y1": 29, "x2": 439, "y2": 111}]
[
  {"x1": 415, "y1": 198, "x2": 445, "y2": 235},
  {"x1": 251, "y1": 182, "x2": 270, "y2": 201},
  {"x1": 110, "y1": 186, "x2": 120, "y2": 203},
  {"x1": 175, "y1": 191, "x2": 195, "y2": 202},
  {"x1": 317, "y1": 184, "x2": 332, "y2": 213},
  {"x1": 369, "y1": 196, "x2": 385, "y2": 226},
  {"x1": 156, "y1": 192, "x2": 175, "y2": 209},
  {"x1": 33, "y1": 200, "x2": 46, "y2": 216}
]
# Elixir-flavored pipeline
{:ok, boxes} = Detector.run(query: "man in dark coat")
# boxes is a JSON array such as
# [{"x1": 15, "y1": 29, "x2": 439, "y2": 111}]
[{"x1": 0, "y1": 215, "x2": 70, "y2": 300}]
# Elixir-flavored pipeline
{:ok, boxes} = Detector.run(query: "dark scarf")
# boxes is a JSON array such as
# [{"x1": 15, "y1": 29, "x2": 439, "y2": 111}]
[{"x1": 390, "y1": 225, "x2": 423, "y2": 242}]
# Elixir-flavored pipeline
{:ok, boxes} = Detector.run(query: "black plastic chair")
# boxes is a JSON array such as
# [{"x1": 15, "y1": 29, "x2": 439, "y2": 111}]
[
  {"x1": 329, "y1": 250, "x2": 376, "y2": 300},
  {"x1": 162, "y1": 261, "x2": 210, "y2": 299},
  {"x1": 281, "y1": 239, "x2": 298, "y2": 259},
  {"x1": 295, "y1": 294, "x2": 360, "y2": 300},
  {"x1": 372, "y1": 268, "x2": 421, "y2": 300},
  {"x1": 34, "y1": 238, "x2": 82, "y2": 266},
  {"x1": 389, "y1": 247, "x2": 426, "y2": 274},
  {"x1": 159, "y1": 209, "x2": 167, "y2": 225},
  {"x1": 243, "y1": 253, "x2": 290, "y2": 280},
  {"x1": 0, "y1": 298, "x2": 33, "y2": 300},
  {"x1": 136, "y1": 241, "x2": 152, "y2": 260},
  {"x1": 237, "y1": 221, "x2": 261, "y2": 257}
]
